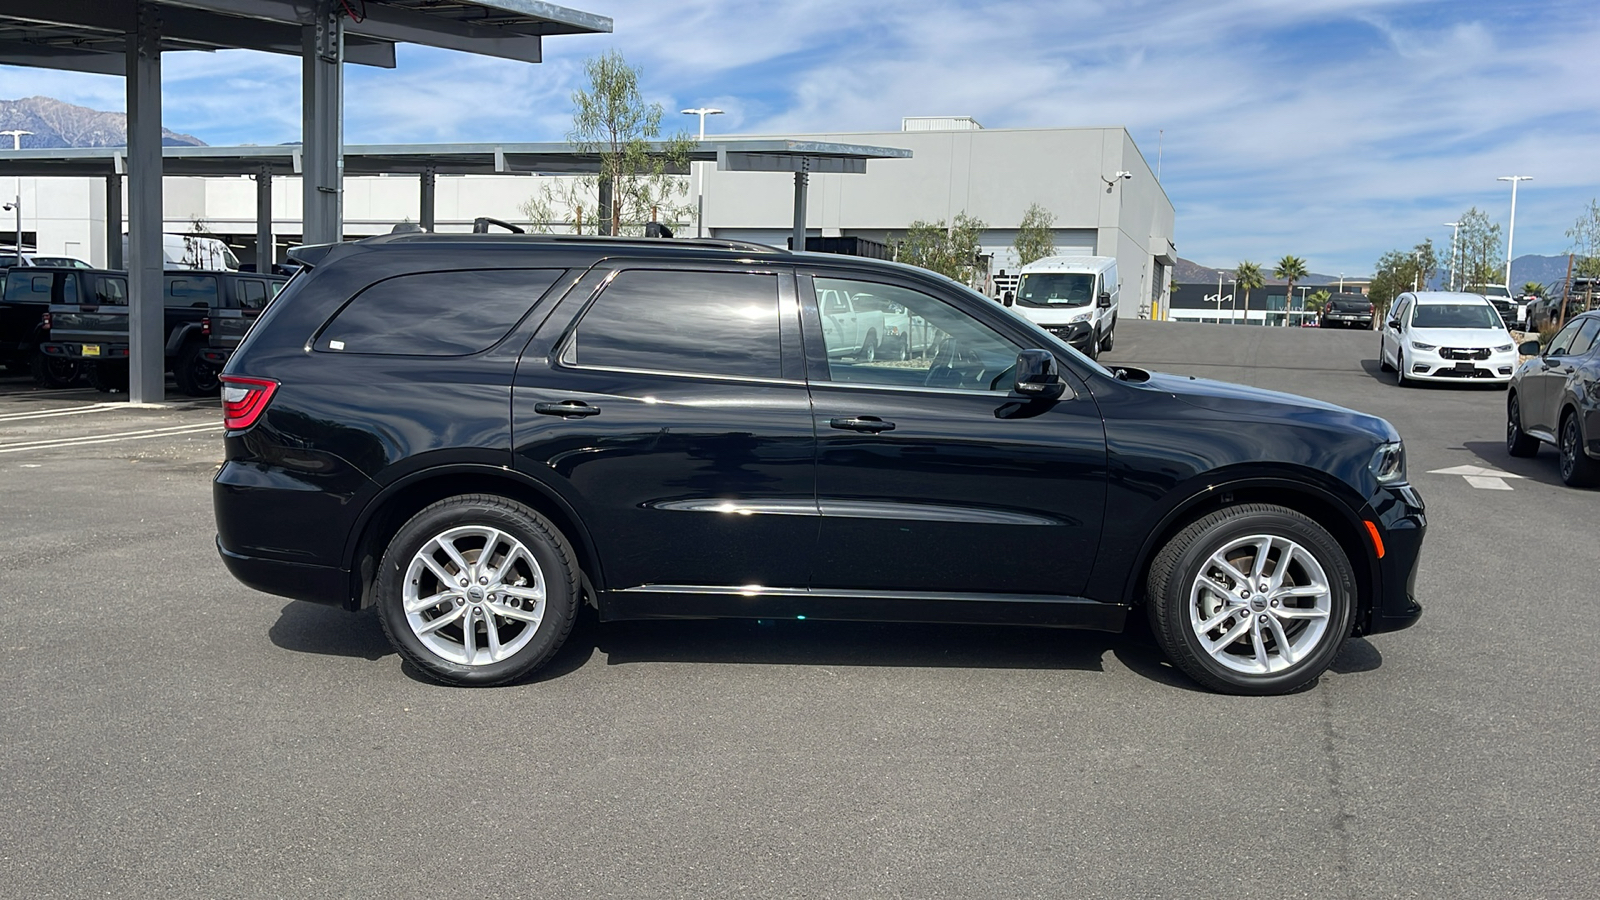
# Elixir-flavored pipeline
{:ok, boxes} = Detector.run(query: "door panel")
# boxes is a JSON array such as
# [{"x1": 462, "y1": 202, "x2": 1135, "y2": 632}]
[
  {"x1": 801, "y1": 273, "x2": 1107, "y2": 597},
  {"x1": 512, "y1": 264, "x2": 817, "y2": 593}
]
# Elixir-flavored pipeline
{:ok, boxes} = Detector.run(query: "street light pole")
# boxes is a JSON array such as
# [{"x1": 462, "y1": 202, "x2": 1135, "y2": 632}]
[
  {"x1": 1497, "y1": 175, "x2": 1531, "y2": 289},
  {"x1": 681, "y1": 108, "x2": 724, "y2": 238},
  {"x1": 1443, "y1": 222, "x2": 1460, "y2": 291},
  {"x1": 0, "y1": 130, "x2": 30, "y2": 259}
]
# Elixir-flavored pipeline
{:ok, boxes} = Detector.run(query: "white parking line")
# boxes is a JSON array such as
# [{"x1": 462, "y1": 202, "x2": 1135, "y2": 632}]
[
  {"x1": 0, "y1": 402, "x2": 125, "y2": 423},
  {"x1": 1427, "y1": 464, "x2": 1527, "y2": 490},
  {"x1": 0, "y1": 422, "x2": 220, "y2": 454}
]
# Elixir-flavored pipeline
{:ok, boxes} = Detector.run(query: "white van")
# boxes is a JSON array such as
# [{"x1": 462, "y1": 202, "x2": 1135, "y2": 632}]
[
  {"x1": 1004, "y1": 255, "x2": 1119, "y2": 358},
  {"x1": 120, "y1": 233, "x2": 240, "y2": 271}
]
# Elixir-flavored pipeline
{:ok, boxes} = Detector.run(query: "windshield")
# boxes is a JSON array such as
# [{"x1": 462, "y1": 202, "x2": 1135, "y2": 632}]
[
  {"x1": 1412, "y1": 303, "x2": 1503, "y2": 329},
  {"x1": 32, "y1": 257, "x2": 91, "y2": 269},
  {"x1": 1015, "y1": 272, "x2": 1095, "y2": 308},
  {"x1": 1472, "y1": 285, "x2": 1511, "y2": 298}
]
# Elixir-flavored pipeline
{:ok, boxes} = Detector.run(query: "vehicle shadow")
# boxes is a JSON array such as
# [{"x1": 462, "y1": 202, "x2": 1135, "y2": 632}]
[
  {"x1": 271, "y1": 601, "x2": 1382, "y2": 692},
  {"x1": 1462, "y1": 439, "x2": 1569, "y2": 488}
]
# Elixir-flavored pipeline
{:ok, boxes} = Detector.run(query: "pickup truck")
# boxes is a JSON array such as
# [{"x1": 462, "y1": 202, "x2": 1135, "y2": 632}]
[
  {"x1": 1, "y1": 267, "x2": 85, "y2": 386},
  {"x1": 39, "y1": 268, "x2": 286, "y2": 395},
  {"x1": 816, "y1": 284, "x2": 929, "y2": 360},
  {"x1": 196, "y1": 274, "x2": 285, "y2": 370},
  {"x1": 1319, "y1": 293, "x2": 1375, "y2": 329}
]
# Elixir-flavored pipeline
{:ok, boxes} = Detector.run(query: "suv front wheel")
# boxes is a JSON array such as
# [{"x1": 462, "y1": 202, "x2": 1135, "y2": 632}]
[
  {"x1": 375, "y1": 494, "x2": 579, "y2": 686},
  {"x1": 1146, "y1": 504, "x2": 1355, "y2": 695}
]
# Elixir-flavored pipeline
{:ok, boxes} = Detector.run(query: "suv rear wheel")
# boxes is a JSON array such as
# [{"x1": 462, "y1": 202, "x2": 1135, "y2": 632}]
[
  {"x1": 1146, "y1": 504, "x2": 1355, "y2": 695},
  {"x1": 375, "y1": 494, "x2": 579, "y2": 686},
  {"x1": 173, "y1": 343, "x2": 221, "y2": 396}
]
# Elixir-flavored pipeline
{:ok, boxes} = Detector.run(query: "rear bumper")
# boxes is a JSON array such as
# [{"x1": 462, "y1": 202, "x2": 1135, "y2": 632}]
[
  {"x1": 216, "y1": 535, "x2": 352, "y2": 608},
  {"x1": 200, "y1": 347, "x2": 232, "y2": 366},
  {"x1": 41, "y1": 341, "x2": 129, "y2": 360}
]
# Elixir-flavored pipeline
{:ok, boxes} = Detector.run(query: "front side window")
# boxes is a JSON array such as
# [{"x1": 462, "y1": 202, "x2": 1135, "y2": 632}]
[
  {"x1": 1547, "y1": 319, "x2": 1586, "y2": 356},
  {"x1": 237, "y1": 280, "x2": 270, "y2": 311},
  {"x1": 1015, "y1": 272, "x2": 1095, "y2": 308},
  {"x1": 319, "y1": 269, "x2": 564, "y2": 356},
  {"x1": 813, "y1": 276, "x2": 1022, "y2": 392},
  {"x1": 567, "y1": 269, "x2": 782, "y2": 379},
  {"x1": 93, "y1": 276, "x2": 127, "y2": 305},
  {"x1": 1573, "y1": 318, "x2": 1600, "y2": 357}
]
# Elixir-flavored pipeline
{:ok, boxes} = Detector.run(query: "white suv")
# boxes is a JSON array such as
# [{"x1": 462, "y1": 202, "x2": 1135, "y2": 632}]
[{"x1": 1378, "y1": 291, "x2": 1517, "y2": 385}]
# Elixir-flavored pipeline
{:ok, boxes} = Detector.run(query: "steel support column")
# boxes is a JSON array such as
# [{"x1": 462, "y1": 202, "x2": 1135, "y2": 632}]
[
  {"x1": 126, "y1": 4, "x2": 164, "y2": 404},
  {"x1": 791, "y1": 169, "x2": 809, "y2": 252},
  {"x1": 419, "y1": 166, "x2": 436, "y2": 232},
  {"x1": 255, "y1": 165, "x2": 273, "y2": 271},
  {"x1": 104, "y1": 173, "x2": 122, "y2": 269},
  {"x1": 302, "y1": 1, "x2": 343, "y2": 245}
]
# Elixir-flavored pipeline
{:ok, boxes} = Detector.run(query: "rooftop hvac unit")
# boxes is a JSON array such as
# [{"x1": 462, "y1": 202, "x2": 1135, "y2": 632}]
[{"x1": 901, "y1": 116, "x2": 983, "y2": 132}]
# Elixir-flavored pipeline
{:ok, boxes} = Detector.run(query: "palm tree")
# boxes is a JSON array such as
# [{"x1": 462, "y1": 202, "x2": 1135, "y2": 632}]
[
  {"x1": 1521, "y1": 281, "x2": 1546, "y2": 299},
  {"x1": 1235, "y1": 261, "x2": 1265, "y2": 325},
  {"x1": 1275, "y1": 254, "x2": 1309, "y2": 326}
]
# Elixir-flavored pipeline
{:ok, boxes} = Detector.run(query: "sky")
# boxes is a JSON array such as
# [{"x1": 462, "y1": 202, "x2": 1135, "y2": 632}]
[{"x1": 1, "y1": 0, "x2": 1596, "y2": 275}]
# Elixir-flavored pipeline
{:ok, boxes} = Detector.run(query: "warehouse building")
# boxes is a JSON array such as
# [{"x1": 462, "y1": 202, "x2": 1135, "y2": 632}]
[{"x1": 5, "y1": 119, "x2": 1176, "y2": 315}]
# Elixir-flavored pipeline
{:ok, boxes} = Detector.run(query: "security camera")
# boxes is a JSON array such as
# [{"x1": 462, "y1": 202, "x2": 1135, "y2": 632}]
[{"x1": 1115, "y1": 171, "x2": 1133, "y2": 180}]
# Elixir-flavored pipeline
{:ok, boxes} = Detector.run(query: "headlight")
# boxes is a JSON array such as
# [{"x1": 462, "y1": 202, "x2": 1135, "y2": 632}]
[
  {"x1": 1069, "y1": 311, "x2": 1091, "y2": 324},
  {"x1": 1371, "y1": 441, "x2": 1407, "y2": 485},
  {"x1": 1410, "y1": 341, "x2": 1436, "y2": 351},
  {"x1": 1494, "y1": 344, "x2": 1513, "y2": 353}
]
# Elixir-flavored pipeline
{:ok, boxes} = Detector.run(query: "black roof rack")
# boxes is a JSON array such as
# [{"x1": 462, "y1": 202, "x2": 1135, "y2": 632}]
[{"x1": 351, "y1": 231, "x2": 790, "y2": 255}]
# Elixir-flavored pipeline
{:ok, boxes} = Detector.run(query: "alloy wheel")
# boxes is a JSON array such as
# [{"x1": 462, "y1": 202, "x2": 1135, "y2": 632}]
[
  {"x1": 1187, "y1": 534, "x2": 1334, "y2": 676},
  {"x1": 403, "y1": 525, "x2": 547, "y2": 666}
]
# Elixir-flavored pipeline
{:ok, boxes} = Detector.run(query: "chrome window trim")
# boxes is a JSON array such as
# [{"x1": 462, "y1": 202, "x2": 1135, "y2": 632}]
[{"x1": 554, "y1": 360, "x2": 806, "y2": 387}]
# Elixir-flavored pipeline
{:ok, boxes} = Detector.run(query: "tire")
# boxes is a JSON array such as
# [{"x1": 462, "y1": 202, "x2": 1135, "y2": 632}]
[
  {"x1": 1378, "y1": 338, "x2": 1394, "y2": 373},
  {"x1": 1506, "y1": 393, "x2": 1540, "y2": 458},
  {"x1": 173, "y1": 343, "x2": 221, "y2": 396},
  {"x1": 1396, "y1": 351, "x2": 1410, "y2": 387},
  {"x1": 859, "y1": 331, "x2": 878, "y2": 363},
  {"x1": 30, "y1": 352, "x2": 82, "y2": 388},
  {"x1": 1145, "y1": 503, "x2": 1355, "y2": 695},
  {"x1": 86, "y1": 361, "x2": 129, "y2": 394},
  {"x1": 375, "y1": 494, "x2": 579, "y2": 686},
  {"x1": 1084, "y1": 328, "x2": 1100, "y2": 360},
  {"x1": 1559, "y1": 412, "x2": 1598, "y2": 488},
  {"x1": 887, "y1": 335, "x2": 910, "y2": 361},
  {"x1": 1100, "y1": 319, "x2": 1116, "y2": 351}
]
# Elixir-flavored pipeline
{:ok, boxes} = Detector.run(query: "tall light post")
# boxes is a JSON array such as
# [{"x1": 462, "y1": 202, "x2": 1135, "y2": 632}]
[
  {"x1": 1497, "y1": 175, "x2": 1532, "y2": 289},
  {"x1": 681, "y1": 108, "x2": 724, "y2": 238},
  {"x1": 1443, "y1": 221, "x2": 1460, "y2": 291},
  {"x1": 0, "y1": 130, "x2": 29, "y2": 258}
]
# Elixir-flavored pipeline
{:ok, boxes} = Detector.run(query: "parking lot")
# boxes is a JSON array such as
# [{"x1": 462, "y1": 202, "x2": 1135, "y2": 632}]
[{"x1": 1, "y1": 320, "x2": 1595, "y2": 899}]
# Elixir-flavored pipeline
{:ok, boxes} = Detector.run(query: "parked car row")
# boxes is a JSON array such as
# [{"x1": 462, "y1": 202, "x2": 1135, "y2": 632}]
[
  {"x1": 1507, "y1": 310, "x2": 1600, "y2": 487},
  {"x1": 0, "y1": 265, "x2": 285, "y2": 394}
]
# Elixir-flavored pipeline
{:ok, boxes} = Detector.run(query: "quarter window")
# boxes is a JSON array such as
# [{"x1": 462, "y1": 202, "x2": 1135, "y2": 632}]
[
  {"x1": 566, "y1": 270, "x2": 782, "y2": 379},
  {"x1": 318, "y1": 269, "x2": 564, "y2": 356},
  {"x1": 812, "y1": 277, "x2": 1022, "y2": 391}
]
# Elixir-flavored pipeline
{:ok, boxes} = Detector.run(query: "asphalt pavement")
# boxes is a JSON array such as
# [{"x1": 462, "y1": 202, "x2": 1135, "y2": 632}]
[{"x1": 0, "y1": 325, "x2": 1595, "y2": 899}]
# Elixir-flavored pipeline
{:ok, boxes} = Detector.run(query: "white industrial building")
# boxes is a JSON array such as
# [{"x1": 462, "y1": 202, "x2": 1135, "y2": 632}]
[{"x1": 5, "y1": 120, "x2": 1176, "y2": 315}]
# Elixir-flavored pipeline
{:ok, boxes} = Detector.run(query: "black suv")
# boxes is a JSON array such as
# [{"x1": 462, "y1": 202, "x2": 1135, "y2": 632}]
[{"x1": 214, "y1": 234, "x2": 1425, "y2": 694}]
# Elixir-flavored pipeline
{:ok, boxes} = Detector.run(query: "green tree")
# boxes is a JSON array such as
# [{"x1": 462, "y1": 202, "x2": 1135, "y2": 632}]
[
  {"x1": 521, "y1": 51, "x2": 693, "y2": 236},
  {"x1": 1306, "y1": 289, "x2": 1331, "y2": 315},
  {"x1": 1452, "y1": 207, "x2": 1503, "y2": 290},
  {"x1": 1521, "y1": 281, "x2": 1546, "y2": 299},
  {"x1": 1274, "y1": 254, "x2": 1309, "y2": 323},
  {"x1": 1235, "y1": 260, "x2": 1264, "y2": 324},
  {"x1": 1013, "y1": 203, "x2": 1056, "y2": 267},
  {"x1": 894, "y1": 212, "x2": 988, "y2": 287},
  {"x1": 1411, "y1": 238, "x2": 1439, "y2": 291},
  {"x1": 1567, "y1": 199, "x2": 1600, "y2": 318}
]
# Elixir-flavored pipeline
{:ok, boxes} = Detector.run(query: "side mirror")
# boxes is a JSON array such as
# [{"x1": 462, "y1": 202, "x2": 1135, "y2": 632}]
[
  {"x1": 1014, "y1": 349, "x2": 1066, "y2": 400},
  {"x1": 1097, "y1": 291, "x2": 1112, "y2": 309},
  {"x1": 1518, "y1": 340, "x2": 1541, "y2": 356},
  {"x1": 1003, "y1": 290, "x2": 1015, "y2": 306},
  {"x1": 1388, "y1": 319, "x2": 1401, "y2": 330}
]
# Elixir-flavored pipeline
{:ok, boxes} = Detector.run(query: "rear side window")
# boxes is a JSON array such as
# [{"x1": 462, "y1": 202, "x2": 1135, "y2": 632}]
[
  {"x1": 4, "y1": 273, "x2": 53, "y2": 303},
  {"x1": 165, "y1": 275, "x2": 218, "y2": 308},
  {"x1": 565, "y1": 269, "x2": 782, "y2": 379},
  {"x1": 93, "y1": 276, "x2": 127, "y2": 305},
  {"x1": 318, "y1": 269, "x2": 565, "y2": 356}
]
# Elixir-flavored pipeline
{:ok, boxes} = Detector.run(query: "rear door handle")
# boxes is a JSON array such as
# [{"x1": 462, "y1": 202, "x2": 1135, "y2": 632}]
[
  {"x1": 830, "y1": 416, "x2": 895, "y2": 433},
  {"x1": 534, "y1": 401, "x2": 601, "y2": 419}
]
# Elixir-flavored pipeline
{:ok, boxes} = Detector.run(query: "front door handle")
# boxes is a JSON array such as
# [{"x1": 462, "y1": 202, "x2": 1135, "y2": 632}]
[
  {"x1": 830, "y1": 416, "x2": 895, "y2": 433},
  {"x1": 534, "y1": 400, "x2": 601, "y2": 419}
]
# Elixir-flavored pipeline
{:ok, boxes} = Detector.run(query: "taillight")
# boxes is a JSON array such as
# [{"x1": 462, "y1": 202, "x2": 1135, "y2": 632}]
[
  {"x1": 41, "y1": 312, "x2": 51, "y2": 330},
  {"x1": 201, "y1": 316, "x2": 210, "y2": 335},
  {"x1": 219, "y1": 375, "x2": 278, "y2": 431}
]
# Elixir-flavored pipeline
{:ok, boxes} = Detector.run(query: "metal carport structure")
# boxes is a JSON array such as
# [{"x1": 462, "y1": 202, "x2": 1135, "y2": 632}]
[{"x1": 0, "y1": 0, "x2": 612, "y2": 402}]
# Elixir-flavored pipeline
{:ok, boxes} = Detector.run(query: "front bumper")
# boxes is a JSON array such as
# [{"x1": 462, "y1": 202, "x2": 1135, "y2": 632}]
[
  {"x1": 1404, "y1": 348, "x2": 1516, "y2": 382},
  {"x1": 1040, "y1": 320, "x2": 1093, "y2": 350},
  {"x1": 1362, "y1": 482, "x2": 1425, "y2": 636}
]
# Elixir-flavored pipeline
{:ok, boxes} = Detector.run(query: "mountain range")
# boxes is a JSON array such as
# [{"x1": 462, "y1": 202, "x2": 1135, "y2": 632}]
[
  {"x1": 1176, "y1": 254, "x2": 1580, "y2": 291},
  {"x1": 0, "y1": 96, "x2": 205, "y2": 149}
]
